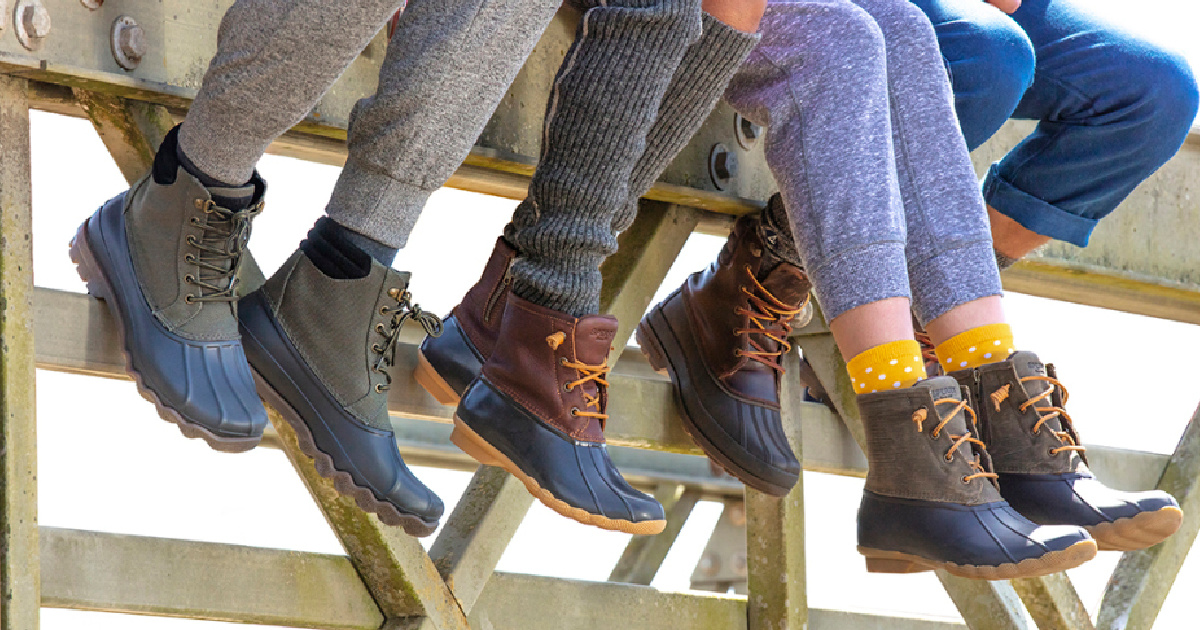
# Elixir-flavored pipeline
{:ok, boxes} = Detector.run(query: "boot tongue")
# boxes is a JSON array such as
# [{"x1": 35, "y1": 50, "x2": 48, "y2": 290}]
[
  {"x1": 574, "y1": 315, "x2": 618, "y2": 366},
  {"x1": 1010, "y1": 350, "x2": 1053, "y2": 403},
  {"x1": 760, "y1": 263, "x2": 809, "y2": 308},
  {"x1": 914, "y1": 376, "x2": 970, "y2": 434}
]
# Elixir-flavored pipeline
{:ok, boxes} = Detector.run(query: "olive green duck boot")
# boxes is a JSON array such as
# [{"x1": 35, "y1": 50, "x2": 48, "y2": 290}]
[
  {"x1": 238, "y1": 228, "x2": 445, "y2": 536},
  {"x1": 70, "y1": 125, "x2": 267, "y2": 452}
]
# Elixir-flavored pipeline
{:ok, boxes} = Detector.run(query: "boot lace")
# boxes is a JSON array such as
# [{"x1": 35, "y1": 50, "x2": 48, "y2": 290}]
[
  {"x1": 1018, "y1": 375, "x2": 1086, "y2": 456},
  {"x1": 371, "y1": 288, "x2": 443, "y2": 393},
  {"x1": 184, "y1": 199, "x2": 264, "y2": 303},
  {"x1": 733, "y1": 265, "x2": 807, "y2": 373},
  {"x1": 563, "y1": 356, "x2": 610, "y2": 430},
  {"x1": 912, "y1": 398, "x2": 998, "y2": 484}
]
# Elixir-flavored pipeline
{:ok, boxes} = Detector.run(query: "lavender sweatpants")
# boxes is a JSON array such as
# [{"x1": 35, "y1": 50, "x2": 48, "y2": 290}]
[{"x1": 725, "y1": 0, "x2": 1002, "y2": 325}]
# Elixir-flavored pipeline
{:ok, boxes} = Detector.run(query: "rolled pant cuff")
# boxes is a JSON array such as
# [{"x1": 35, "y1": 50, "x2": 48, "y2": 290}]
[
  {"x1": 807, "y1": 241, "x2": 911, "y2": 323},
  {"x1": 324, "y1": 159, "x2": 434, "y2": 249},
  {"x1": 908, "y1": 238, "x2": 1003, "y2": 326},
  {"x1": 983, "y1": 164, "x2": 1099, "y2": 248}
]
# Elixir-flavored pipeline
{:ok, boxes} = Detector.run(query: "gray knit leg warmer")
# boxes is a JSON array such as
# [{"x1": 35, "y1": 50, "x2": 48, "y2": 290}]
[
  {"x1": 615, "y1": 13, "x2": 761, "y2": 233},
  {"x1": 506, "y1": 0, "x2": 704, "y2": 317}
]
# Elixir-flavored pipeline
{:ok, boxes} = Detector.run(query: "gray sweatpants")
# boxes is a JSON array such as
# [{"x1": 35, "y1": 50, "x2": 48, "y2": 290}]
[
  {"x1": 725, "y1": 0, "x2": 1002, "y2": 326},
  {"x1": 179, "y1": 0, "x2": 561, "y2": 248}
]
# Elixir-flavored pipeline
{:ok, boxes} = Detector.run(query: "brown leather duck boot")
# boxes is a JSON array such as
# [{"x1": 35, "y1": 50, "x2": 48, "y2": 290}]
[
  {"x1": 857, "y1": 376, "x2": 1097, "y2": 579},
  {"x1": 415, "y1": 237, "x2": 516, "y2": 405},
  {"x1": 453, "y1": 295, "x2": 666, "y2": 535},
  {"x1": 636, "y1": 207, "x2": 812, "y2": 496},
  {"x1": 70, "y1": 125, "x2": 267, "y2": 452},
  {"x1": 949, "y1": 352, "x2": 1183, "y2": 551}
]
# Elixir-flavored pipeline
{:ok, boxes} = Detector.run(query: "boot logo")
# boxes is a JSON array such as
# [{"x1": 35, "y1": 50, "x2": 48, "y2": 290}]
[
  {"x1": 591, "y1": 329, "x2": 615, "y2": 343},
  {"x1": 546, "y1": 332, "x2": 566, "y2": 350},
  {"x1": 931, "y1": 386, "x2": 959, "y2": 400},
  {"x1": 1027, "y1": 362, "x2": 1046, "y2": 375}
]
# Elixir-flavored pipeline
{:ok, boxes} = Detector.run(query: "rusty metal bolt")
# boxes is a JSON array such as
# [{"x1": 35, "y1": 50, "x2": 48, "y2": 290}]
[
  {"x1": 734, "y1": 113, "x2": 762, "y2": 150},
  {"x1": 80, "y1": 0, "x2": 102, "y2": 9},
  {"x1": 708, "y1": 143, "x2": 738, "y2": 191},
  {"x1": 698, "y1": 554, "x2": 720, "y2": 577},
  {"x1": 111, "y1": 16, "x2": 146, "y2": 71},
  {"x1": 14, "y1": 0, "x2": 50, "y2": 50}
]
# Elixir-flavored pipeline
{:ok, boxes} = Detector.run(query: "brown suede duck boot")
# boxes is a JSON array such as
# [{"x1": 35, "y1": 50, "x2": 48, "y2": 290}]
[
  {"x1": 69, "y1": 125, "x2": 267, "y2": 452},
  {"x1": 453, "y1": 295, "x2": 666, "y2": 535},
  {"x1": 949, "y1": 352, "x2": 1183, "y2": 551},
  {"x1": 636, "y1": 209, "x2": 812, "y2": 496},
  {"x1": 415, "y1": 237, "x2": 516, "y2": 405},
  {"x1": 238, "y1": 229, "x2": 445, "y2": 536},
  {"x1": 857, "y1": 376, "x2": 1097, "y2": 579}
]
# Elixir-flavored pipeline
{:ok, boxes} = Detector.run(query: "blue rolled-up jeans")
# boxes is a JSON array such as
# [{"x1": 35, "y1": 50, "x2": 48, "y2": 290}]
[{"x1": 910, "y1": 0, "x2": 1199, "y2": 247}]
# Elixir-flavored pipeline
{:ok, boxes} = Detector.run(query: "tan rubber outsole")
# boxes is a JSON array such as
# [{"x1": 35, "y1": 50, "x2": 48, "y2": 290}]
[
  {"x1": 1088, "y1": 506, "x2": 1183, "y2": 552},
  {"x1": 450, "y1": 416, "x2": 666, "y2": 535},
  {"x1": 70, "y1": 221, "x2": 260, "y2": 454},
  {"x1": 413, "y1": 351, "x2": 461, "y2": 406},
  {"x1": 859, "y1": 539, "x2": 1097, "y2": 580}
]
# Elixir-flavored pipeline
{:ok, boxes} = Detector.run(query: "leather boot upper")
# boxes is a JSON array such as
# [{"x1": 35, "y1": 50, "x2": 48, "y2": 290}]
[
  {"x1": 684, "y1": 213, "x2": 811, "y2": 406},
  {"x1": 482, "y1": 296, "x2": 615, "y2": 443},
  {"x1": 453, "y1": 237, "x2": 517, "y2": 359},
  {"x1": 858, "y1": 376, "x2": 1002, "y2": 506},
  {"x1": 126, "y1": 161, "x2": 263, "y2": 341}
]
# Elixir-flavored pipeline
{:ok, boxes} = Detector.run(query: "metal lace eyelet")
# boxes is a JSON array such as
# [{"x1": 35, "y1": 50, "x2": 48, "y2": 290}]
[
  {"x1": 379, "y1": 307, "x2": 389, "y2": 316},
  {"x1": 374, "y1": 384, "x2": 385, "y2": 394},
  {"x1": 388, "y1": 288, "x2": 401, "y2": 299},
  {"x1": 186, "y1": 235, "x2": 198, "y2": 245},
  {"x1": 563, "y1": 382, "x2": 573, "y2": 393},
  {"x1": 961, "y1": 476, "x2": 971, "y2": 485},
  {"x1": 1031, "y1": 428, "x2": 1040, "y2": 436},
  {"x1": 194, "y1": 199, "x2": 204, "y2": 210},
  {"x1": 184, "y1": 274, "x2": 196, "y2": 285},
  {"x1": 375, "y1": 323, "x2": 386, "y2": 334},
  {"x1": 929, "y1": 430, "x2": 940, "y2": 441},
  {"x1": 560, "y1": 357, "x2": 568, "y2": 365},
  {"x1": 372, "y1": 344, "x2": 383, "y2": 353},
  {"x1": 184, "y1": 294, "x2": 196, "y2": 304},
  {"x1": 570, "y1": 407, "x2": 579, "y2": 416},
  {"x1": 189, "y1": 218, "x2": 202, "y2": 226},
  {"x1": 1049, "y1": 449, "x2": 1058, "y2": 457},
  {"x1": 184, "y1": 254, "x2": 196, "y2": 264},
  {"x1": 944, "y1": 453, "x2": 953, "y2": 462}
]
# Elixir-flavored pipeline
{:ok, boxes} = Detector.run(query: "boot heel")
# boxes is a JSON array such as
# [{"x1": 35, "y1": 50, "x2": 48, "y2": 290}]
[
  {"x1": 414, "y1": 351, "x2": 461, "y2": 406},
  {"x1": 450, "y1": 417, "x2": 503, "y2": 467},
  {"x1": 69, "y1": 219, "x2": 111, "y2": 301},
  {"x1": 635, "y1": 320, "x2": 669, "y2": 376}
]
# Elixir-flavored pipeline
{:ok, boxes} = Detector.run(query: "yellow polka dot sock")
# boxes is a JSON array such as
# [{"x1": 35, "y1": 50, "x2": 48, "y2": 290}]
[
  {"x1": 934, "y1": 323, "x2": 1016, "y2": 372},
  {"x1": 846, "y1": 340, "x2": 928, "y2": 394}
]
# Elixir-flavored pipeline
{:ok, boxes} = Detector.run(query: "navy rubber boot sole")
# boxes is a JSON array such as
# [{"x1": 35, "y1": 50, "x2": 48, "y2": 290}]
[
  {"x1": 453, "y1": 378, "x2": 666, "y2": 536},
  {"x1": 636, "y1": 293, "x2": 798, "y2": 496},
  {"x1": 999, "y1": 472, "x2": 1183, "y2": 552},
  {"x1": 857, "y1": 490, "x2": 1097, "y2": 580},
  {"x1": 69, "y1": 200, "x2": 265, "y2": 453},
  {"x1": 239, "y1": 290, "x2": 442, "y2": 537}
]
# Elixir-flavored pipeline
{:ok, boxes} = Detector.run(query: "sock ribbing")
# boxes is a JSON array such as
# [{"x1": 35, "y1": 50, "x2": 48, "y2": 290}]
[{"x1": 934, "y1": 323, "x2": 1015, "y2": 372}]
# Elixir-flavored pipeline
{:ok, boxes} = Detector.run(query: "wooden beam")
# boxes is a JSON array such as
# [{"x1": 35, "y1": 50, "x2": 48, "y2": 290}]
[
  {"x1": 609, "y1": 484, "x2": 701, "y2": 585},
  {"x1": 40, "y1": 527, "x2": 383, "y2": 629},
  {"x1": 1011, "y1": 574, "x2": 1094, "y2": 630},
  {"x1": 1096, "y1": 405, "x2": 1200, "y2": 630},
  {"x1": 600, "y1": 200, "x2": 700, "y2": 357},
  {"x1": 71, "y1": 88, "x2": 174, "y2": 184},
  {"x1": 0, "y1": 74, "x2": 39, "y2": 630},
  {"x1": 746, "y1": 351, "x2": 808, "y2": 630}
]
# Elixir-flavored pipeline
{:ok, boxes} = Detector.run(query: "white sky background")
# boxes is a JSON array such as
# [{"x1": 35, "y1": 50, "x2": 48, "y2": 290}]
[{"x1": 34, "y1": 1, "x2": 1200, "y2": 627}]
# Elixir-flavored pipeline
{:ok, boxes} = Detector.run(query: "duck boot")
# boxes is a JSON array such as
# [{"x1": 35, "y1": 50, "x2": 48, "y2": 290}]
[
  {"x1": 415, "y1": 237, "x2": 516, "y2": 405},
  {"x1": 69, "y1": 126, "x2": 267, "y2": 452},
  {"x1": 453, "y1": 295, "x2": 666, "y2": 535},
  {"x1": 857, "y1": 376, "x2": 1097, "y2": 579},
  {"x1": 636, "y1": 211, "x2": 812, "y2": 496},
  {"x1": 238, "y1": 246, "x2": 445, "y2": 536},
  {"x1": 950, "y1": 352, "x2": 1183, "y2": 551}
]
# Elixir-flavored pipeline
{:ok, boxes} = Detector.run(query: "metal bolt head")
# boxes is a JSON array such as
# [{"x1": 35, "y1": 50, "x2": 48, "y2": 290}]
[
  {"x1": 80, "y1": 0, "x2": 102, "y2": 9},
  {"x1": 735, "y1": 113, "x2": 763, "y2": 150},
  {"x1": 111, "y1": 16, "x2": 146, "y2": 71},
  {"x1": 14, "y1": 0, "x2": 49, "y2": 50},
  {"x1": 708, "y1": 143, "x2": 738, "y2": 191},
  {"x1": 698, "y1": 554, "x2": 720, "y2": 577}
]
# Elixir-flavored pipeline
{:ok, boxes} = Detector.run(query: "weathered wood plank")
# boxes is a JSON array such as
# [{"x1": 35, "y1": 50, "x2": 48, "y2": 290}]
[
  {"x1": 746, "y1": 352, "x2": 808, "y2": 630},
  {"x1": 72, "y1": 88, "x2": 174, "y2": 184},
  {"x1": 937, "y1": 575, "x2": 1030, "y2": 630},
  {"x1": 608, "y1": 484, "x2": 700, "y2": 585},
  {"x1": 40, "y1": 527, "x2": 383, "y2": 629},
  {"x1": 600, "y1": 200, "x2": 700, "y2": 357},
  {"x1": 0, "y1": 74, "x2": 39, "y2": 630},
  {"x1": 268, "y1": 404, "x2": 470, "y2": 628},
  {"x1": 1096, "y1": 405, "x2": 1200, "y2": 630},
  {"x1": 1011, "y1": 573, "x2": 1094, "y2": 630}
]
